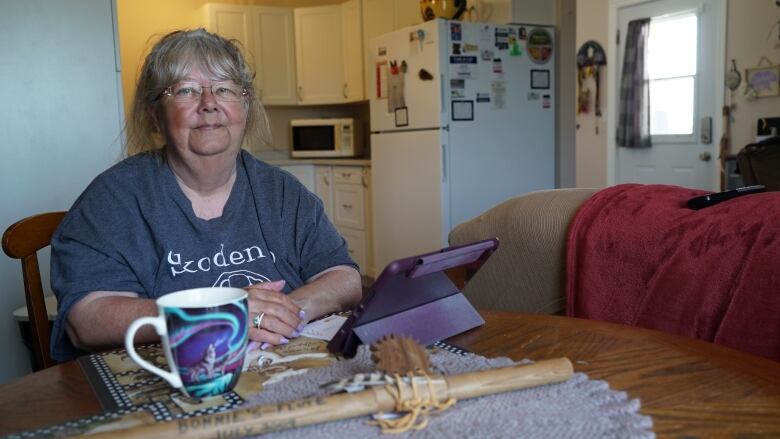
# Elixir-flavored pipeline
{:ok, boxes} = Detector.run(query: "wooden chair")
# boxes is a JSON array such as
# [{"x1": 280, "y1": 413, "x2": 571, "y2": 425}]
[{"x1": 2, "y1": 212, "x2": 66, "y2": 371}]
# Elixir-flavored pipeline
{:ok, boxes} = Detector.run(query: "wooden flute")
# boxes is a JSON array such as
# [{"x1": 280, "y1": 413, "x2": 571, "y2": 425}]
[{"x1": 86, "y1": 357, "x2": 573, "y2": 438}]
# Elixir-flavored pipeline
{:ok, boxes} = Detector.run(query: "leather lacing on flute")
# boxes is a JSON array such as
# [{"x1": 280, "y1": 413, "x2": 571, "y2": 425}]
[{"x1": 371, "y1": 372, "x2": 456, "y2": 434}]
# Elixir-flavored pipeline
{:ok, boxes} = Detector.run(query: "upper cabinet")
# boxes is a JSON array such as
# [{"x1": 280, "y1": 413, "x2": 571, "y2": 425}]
[
  {"x1": 253, "y1": 7, "x2": 297, "y2": 105},
  {"x1": 294, "y1": 1, "x2": 364, "y2": 105},
  {"x1": 203, "y1": 4, "x2": 297, "y2": 105},
  {"x1": 341, "y1": 0, "x2": 364, "y2": 102},
  {"x1": 361, "y1": 0, "x2": 421, "y2": 98},
  {"x1": 203, "y1": 4, "x2": 254, "y2": 54},
  {"x1": 204, "y1": 1, "x2": 367, "y2": 106}
]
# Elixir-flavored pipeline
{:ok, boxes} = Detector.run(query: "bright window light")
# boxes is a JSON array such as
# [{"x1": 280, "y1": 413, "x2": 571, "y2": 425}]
[{"x1": 646, "y1": 13, "x2": 697, "y2": 136}]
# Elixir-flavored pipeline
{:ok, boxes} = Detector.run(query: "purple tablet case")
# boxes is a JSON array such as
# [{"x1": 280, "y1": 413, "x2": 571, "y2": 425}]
[{"x1": 328, "y1": 238, "x2": 499, "y2": 357}]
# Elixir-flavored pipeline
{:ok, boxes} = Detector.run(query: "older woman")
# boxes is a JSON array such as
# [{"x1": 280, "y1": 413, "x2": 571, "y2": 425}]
[{"x1": 50, "y1": 29, "x2": 362, "y2": 361}]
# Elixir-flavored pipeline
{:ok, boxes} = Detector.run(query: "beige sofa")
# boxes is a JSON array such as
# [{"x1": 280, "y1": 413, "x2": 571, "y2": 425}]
[{"x1": 448, "y1": 188, "x2": 598, "y2": 315}]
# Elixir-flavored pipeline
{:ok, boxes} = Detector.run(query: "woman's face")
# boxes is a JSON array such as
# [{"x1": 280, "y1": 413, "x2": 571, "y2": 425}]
[{"x1": 154, "y1": 66, "x2": 248, "y2": 161}]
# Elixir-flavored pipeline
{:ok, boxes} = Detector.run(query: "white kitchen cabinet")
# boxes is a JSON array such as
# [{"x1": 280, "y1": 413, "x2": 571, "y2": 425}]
[
  {"x1": 282, "y1": 163, "x2": 372, "y2": 275},
  {"x1": 294, "y1": 2, "x2": 364, "y2": 105},
  {"x1": 314, "y1": 166, "x2": 333, "y2": 219},
  {"x1": 339, "y1": 228, "x2": 368, "y2": 275},
  {"x1": 341, "y1": 0, "x2": 364, "y2": 102},
  {"x1": 203, "y1": 4, "x2": 254, "y2": 55},
  {"x1": 203, "y1": 4, "x2": 296, "y2": 106},
  {"x1": 333, "y1": 165, "x2": 373, "y2": 276},
  {"x1": 253, "y1": 7, "x2": 297, "y2": 105},
  {"x1": 278, "y1": 164, "x2": 315, "y2": 193},
  {"x1": 332, "y1": 168, "x2": 365, "y2": 230},
  {"x1": 362, "y1": 0, "x2": 422, "y2": 98},
  {"x1": 294, "y1": 5, "x2": 344, "y2": 104},
  {"x1": 312, "y1": 164, "x2": 373, "y2": 276}
]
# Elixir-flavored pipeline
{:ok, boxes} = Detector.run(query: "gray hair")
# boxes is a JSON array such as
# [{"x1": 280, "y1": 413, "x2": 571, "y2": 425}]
[{"x1": 124, "y1": 28, "x2": 270, "y2": 156}]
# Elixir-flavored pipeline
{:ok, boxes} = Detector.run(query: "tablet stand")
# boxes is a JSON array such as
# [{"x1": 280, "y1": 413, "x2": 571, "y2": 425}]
[{"x1": 328, "y1": 239, "x2": 498, "y2": 358}]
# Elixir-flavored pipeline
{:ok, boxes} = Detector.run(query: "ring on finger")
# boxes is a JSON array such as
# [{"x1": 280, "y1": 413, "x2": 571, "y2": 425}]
[{"x1": 253, "y1": 312, "x2": 265, "y2": 329}]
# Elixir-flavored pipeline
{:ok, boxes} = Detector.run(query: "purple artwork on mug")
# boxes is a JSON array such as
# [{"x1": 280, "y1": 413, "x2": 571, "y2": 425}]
[{"x1": 165, "y1": 298, "x2": 248, "y2": 398}]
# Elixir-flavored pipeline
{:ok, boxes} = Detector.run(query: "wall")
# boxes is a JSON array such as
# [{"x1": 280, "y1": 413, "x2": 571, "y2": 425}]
[
  {"x1": 575, "y1": 0, "x2": 780, "y2": 188},
  {"x1": 556, "y1": 0, "x2": 577, "y2": 187},
  {"x1": 574, "y1": 0, "x2": 608, "y2": 188},
  {"x1": 0, "y1": 0, "x2": 124, "y2": 382},
  {"x1": 726, "y1": 1, "x2": 780, "y2": 153}
]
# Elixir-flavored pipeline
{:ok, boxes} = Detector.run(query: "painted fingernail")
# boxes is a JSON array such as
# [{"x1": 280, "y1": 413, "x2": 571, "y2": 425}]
[
  {"x1": 298, "y1": 310, "x2": 306, "y2": 319},
  {"x1": 260, "y1": 342, "x2": 270, "y2": 350},
  {"x1": 247, "y1": 341, "x2": 260, "y2": 352},
  {"x1": 297, "y1": 323, "x2": 306, "y2": 332},
  {"x1": 292, "y1": 330, "x2": 301, "y2": 338},
  {"x1": 280, "y1": 337, "x2": 290, "y2": 345}
]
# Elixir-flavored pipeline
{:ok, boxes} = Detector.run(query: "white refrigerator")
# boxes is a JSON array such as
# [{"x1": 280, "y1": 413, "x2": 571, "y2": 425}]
[{"x1": 370, "y1": 19, "x2": 556, "y2": 271}]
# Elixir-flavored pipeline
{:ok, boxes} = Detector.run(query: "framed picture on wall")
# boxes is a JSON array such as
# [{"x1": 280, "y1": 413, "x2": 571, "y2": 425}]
[{"x1": 745, "y1": 63, "x2": 780, "y2": 98}]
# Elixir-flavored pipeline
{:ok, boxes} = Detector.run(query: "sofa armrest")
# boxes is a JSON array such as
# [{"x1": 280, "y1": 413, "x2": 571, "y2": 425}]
[{"x1": 448, "y1": 188, "x2": 597, "y2": 314}]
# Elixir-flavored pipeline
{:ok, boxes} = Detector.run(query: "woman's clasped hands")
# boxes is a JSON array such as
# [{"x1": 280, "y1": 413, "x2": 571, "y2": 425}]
[{"x1": 246, "y1": 280, "x2": 306, "y2": 350}]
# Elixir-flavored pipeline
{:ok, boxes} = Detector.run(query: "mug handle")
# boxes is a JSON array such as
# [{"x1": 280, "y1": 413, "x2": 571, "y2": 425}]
[{"x1": 124, "y1": 316, "x2": 183, "y2": 389}]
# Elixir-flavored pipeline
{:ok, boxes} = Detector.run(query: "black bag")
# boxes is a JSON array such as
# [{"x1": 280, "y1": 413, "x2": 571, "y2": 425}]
[{"x1": 737, "y1": 136, "x2": 780, "y2": 191}]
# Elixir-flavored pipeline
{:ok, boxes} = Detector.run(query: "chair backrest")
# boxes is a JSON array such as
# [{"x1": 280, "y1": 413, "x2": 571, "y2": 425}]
[
  {"x1": 737, "y1": 136, "x2": 780, "y2": 190},
  {"x1": 2, "y1": 211, "x2": 66, "y2": 371},
  {"x1": 448, "y1": 189, "x2": 597, "y2": 315}
]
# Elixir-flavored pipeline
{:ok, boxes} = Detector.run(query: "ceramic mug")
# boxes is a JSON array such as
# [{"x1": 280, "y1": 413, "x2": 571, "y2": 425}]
[{"x1": 125, "y1": 287, "x2": 249, "y2": 398}]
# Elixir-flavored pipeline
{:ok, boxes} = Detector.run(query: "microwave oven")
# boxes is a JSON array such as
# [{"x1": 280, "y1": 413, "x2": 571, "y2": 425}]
[{"x1": 290, "y1": 118, "x2": 362, "y2": 158}]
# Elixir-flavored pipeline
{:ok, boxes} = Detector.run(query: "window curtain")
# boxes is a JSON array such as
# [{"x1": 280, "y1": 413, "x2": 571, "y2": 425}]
[{"x1": 616, "y1": 18, "x2": 651, "y2": 149}]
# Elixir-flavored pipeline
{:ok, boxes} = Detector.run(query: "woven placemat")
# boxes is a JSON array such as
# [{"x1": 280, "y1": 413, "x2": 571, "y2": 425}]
[{"x1": 244, "y1": 346, "x2": 655, "y2": 438}]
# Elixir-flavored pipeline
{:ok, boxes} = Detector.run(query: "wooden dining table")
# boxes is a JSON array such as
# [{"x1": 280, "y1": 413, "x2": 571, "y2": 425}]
[{"x1": 1, "y1": 310, "x2": 779, "y2": 438}]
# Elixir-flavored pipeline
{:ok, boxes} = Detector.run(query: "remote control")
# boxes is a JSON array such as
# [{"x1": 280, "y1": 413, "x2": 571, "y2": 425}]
[{"x1": 686, "y1": 185, "x2": 766, "y2": 210}]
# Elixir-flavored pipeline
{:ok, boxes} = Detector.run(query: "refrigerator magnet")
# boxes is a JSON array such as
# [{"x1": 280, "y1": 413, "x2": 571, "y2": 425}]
[
  {"x1": 519, "y1": 27, "x2": 528, "y2": 40},
  {"x1": 527, "y1": 28, "x2": 553, "y2": 65},
  {"x1": 476, "y1": 92, "x2": 490, "y2": 103},
  {"x1": 531, "y1": 70, "x2": 550, "y2": 89},
  {"x1": 449, "y1": 56, "x2": 478, "y2": 80},
  {"x1": 452, "y1": 100, "x2": 474, "y2": 121},
  {"x1": 510, "y1": 41, "x2": 522, "y2": 56},
  {"x1": 451, "y1": 22, "x2": 462, "y2": 41},
  {"x1": 543, "y1": 94, "x2": 551, "y2": 109},
  {"x1": 463, "y1": 43, "x2": 479, "y2": 53},
  {"x1": 495, "y1": 27, "x2": 509, "y2": 50},
  {"x1": 450, "y1": 79, "x2": 465, "y2": 98},
  {"x1": 491, "y1": 80, "x2": 506, "y2": 110},
  {"x1": 394, "y1": 107, "x2": 409, "y2": 127},
  {"x1": 376, "y1": 61, "x2": 388, "y2": 99}
]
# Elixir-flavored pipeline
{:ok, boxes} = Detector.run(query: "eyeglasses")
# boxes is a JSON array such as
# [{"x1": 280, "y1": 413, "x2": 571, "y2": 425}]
[{"x1": 160, "y1": 81, "x2": 248, "y2": 103}]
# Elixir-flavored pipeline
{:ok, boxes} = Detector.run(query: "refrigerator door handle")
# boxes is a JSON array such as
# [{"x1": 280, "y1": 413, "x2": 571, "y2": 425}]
[
  {"x1": 440, "y1": 74, "x2": 445, "y2": 111},
  {"x1": 441, "y1": 143, "x2": 447, "y2": 182}
]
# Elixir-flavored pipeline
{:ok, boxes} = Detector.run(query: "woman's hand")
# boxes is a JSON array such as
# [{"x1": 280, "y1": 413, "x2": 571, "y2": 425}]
[{"x1": 246, "y1": 280, "x2": 304, "y2": 348}]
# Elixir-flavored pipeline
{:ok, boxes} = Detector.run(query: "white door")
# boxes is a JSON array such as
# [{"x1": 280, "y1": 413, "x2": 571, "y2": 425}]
[{"x1": 614, "y1": 0, "x2": 724, "y2": 190}]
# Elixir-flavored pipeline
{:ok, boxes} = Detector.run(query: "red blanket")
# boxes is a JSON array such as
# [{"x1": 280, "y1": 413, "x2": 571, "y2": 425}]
[{"x1": 566, "y1": 183, "x2": 780, "y2": 361}]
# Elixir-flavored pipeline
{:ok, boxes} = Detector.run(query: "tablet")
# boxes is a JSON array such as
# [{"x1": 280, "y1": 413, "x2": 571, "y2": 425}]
[{"x1": 327, "y1": 238, "x2": 499, "y2": 357}]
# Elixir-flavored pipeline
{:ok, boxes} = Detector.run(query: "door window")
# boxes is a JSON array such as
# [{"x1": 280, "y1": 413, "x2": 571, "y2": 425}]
[{"x1": 646, "y1": 13, "x2": 697, "y2": 139}]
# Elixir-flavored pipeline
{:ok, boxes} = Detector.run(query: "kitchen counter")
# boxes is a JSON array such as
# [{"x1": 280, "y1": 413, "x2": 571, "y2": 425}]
[{"x1": 264, "y1": 158, "x2": 371, "y2": 166}]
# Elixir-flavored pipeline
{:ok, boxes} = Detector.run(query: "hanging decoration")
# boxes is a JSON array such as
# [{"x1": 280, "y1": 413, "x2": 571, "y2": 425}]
[
  {"x1": 744, "y1": 56, "x2": 780, "y2": 99},
  {"x1": 576, "y1": 40, "x2": 607, "y2": 133}
]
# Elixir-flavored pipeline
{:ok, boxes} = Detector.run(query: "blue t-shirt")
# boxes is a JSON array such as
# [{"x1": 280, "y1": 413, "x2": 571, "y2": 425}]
[{"x1": 50, "y1": 150, "x2": 355, "y2": 361}]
